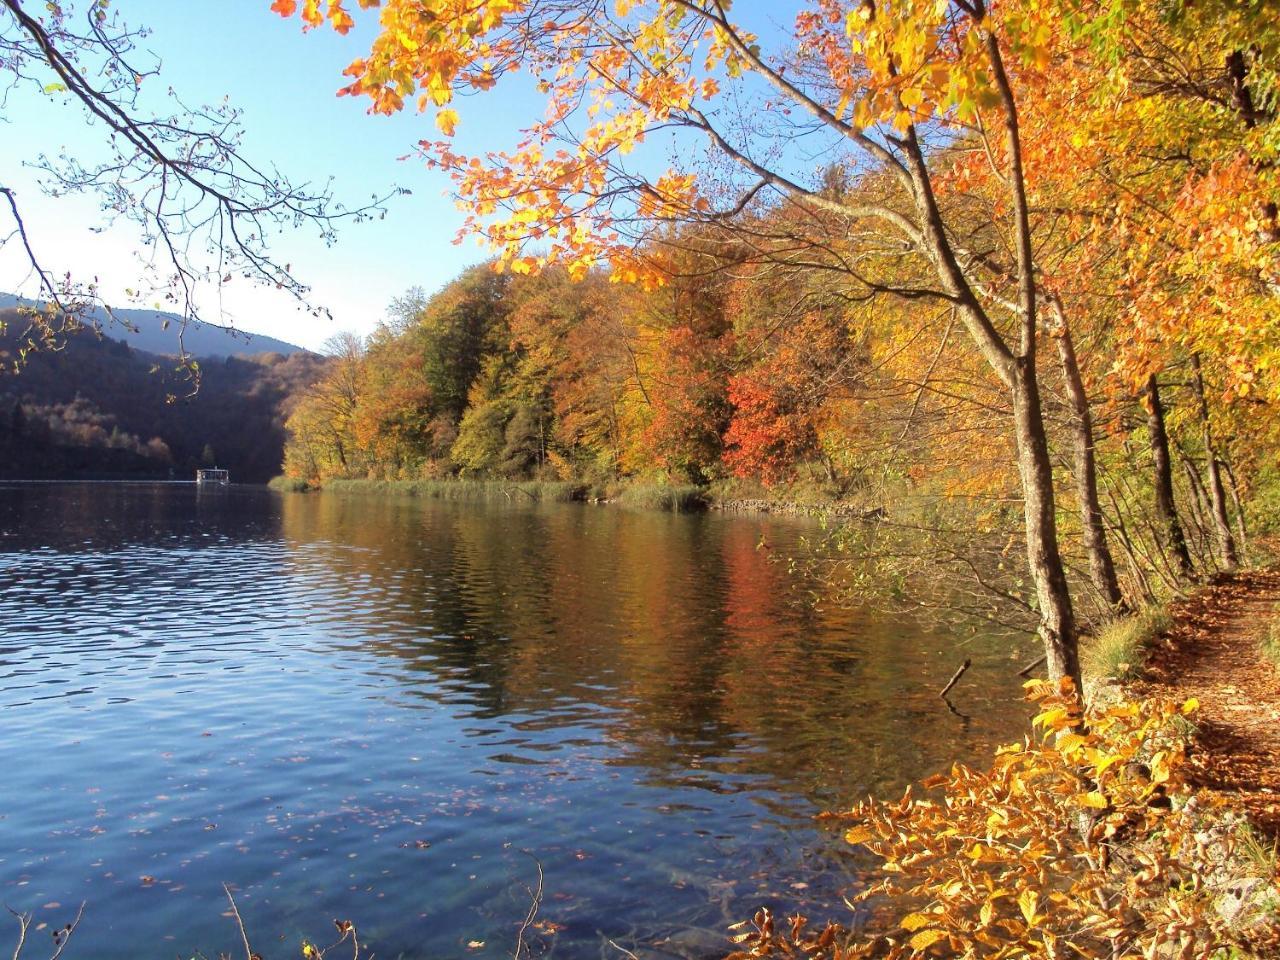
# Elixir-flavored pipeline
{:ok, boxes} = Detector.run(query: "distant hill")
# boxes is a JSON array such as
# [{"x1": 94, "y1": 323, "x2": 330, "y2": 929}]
[
  {"x1": 0, "y1": 309, "x2": 330, "y2": 483},
  {"x1": 0, "y1": 293, "x2": 307, "y2": 359}
]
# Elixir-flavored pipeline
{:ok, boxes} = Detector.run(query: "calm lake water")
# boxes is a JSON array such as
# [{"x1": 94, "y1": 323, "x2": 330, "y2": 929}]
[{"x1": 0, "y1": 484, "x2": 1033, "y2": 960}]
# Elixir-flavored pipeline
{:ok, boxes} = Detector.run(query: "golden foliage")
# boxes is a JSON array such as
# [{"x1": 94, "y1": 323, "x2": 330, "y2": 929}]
[{"x1": 738, "y1": 683, "x2": 1278, "y2": 959}]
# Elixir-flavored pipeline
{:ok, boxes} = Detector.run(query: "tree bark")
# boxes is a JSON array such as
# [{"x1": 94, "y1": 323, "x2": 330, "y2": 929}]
[
  {"x1": 1054, "y1": 317, "x2": 1126, "y2": 612},
  {"x1": 1224, "y1": 459, "x2": 1250, "y2": 553},
  {"x1": 1179, "y1": 453, "x2": 1215, "y2": 566},
  {"x1": 1012, "y1": 356, "x2": 1081, "y2": 686},
  {"x1": 1145, "y1": 374, "x2": 1195, "y2": 581},
  {"x1": 1189, "y1": 354, "x2": 1238, "y2": 570}
]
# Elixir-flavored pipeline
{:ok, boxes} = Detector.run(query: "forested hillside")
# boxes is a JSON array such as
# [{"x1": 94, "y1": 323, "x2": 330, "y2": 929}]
[{"x1": 0, "y1": 310, "x2": 328, "y2": 482}]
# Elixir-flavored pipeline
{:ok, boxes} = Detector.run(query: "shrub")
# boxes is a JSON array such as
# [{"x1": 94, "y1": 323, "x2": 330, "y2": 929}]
[
  {"x1": 616, "y1": 483, "x2": 706, "y2": 512},
  {"x1": 735, "y1": 683, "x2": 1277, "y2": 960},
  {"x1": 1081, "y1": 606, "x2": 1172, "y2": 682},
  {"x1": 323, "y1": 478, "x2": 585, "y2": 503},
  {"x1": 1262, "y1": 617, "x2": 1280, "y2": 670},
  {"x1": 268, "y1": 475, "x2": 314, "y2": 493}
]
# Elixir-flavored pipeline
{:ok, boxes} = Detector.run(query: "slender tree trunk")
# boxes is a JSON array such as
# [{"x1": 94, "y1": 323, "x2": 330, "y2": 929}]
[
  {"x1": 1053, "y1": 316, "x2": 1125, "y2": 612},
  {"x1": 1179, "y1": 453, "x2": 1215, "y2": 568},
  {"x1": 1012, "y1": 356, "x2": 1080, "y2": 686},
  {"x1": 1145, "y1": 374, "x2": 1195, "y2": 580},
  {"x1": 1224, "y1": 459, "x2": 1250, "y2": 554},
  {"x1": 1189, "y1": 354, "x2": 1238, "y2": 569},
  {"x1": 1099, "y1": 465, "x2": 1158, "y2": 604},
  {"x1": 861, "y1": 12, "x2": 1081, "y2": 692}
]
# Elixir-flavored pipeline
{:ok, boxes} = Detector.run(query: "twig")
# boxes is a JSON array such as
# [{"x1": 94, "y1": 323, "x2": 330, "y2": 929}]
[
  {"x1": 9, "y1": 902, "x2": 84, "y2": 960},
  {"x1": 606, "y1": 939, "x2": 639, "y2": 960},
  {"x1": 45, "y1": 904, "x2": 84, "y2": 960},
  {"x1": 1017, "y1": 654, "x2": 1047, "y2": 678},
  {"x1": 7, "y1": 907, "x2": 29, "y2": 960},
  {"x1": 939, "y1": 658, "x2": 972, "y2": 699},
  {"x1": 222, "y1": 884, "x2": 254, "y2": 960},
  {"x1": 513, "y1": 853, "x2": 545, "y2": 960},
  {"x1": 319, "y1": 921, "x2": 359, "y2": 960}
]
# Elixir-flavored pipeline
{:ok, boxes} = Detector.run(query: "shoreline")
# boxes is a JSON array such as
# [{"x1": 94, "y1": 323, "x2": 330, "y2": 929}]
[{"x1": 268, "y1": 475, "x2": 890, "y2": 520}]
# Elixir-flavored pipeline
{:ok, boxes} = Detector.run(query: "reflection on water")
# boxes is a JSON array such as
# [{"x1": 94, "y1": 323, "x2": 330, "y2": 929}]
[{"x1": 0, "y1": 484, "x2": 1033, "y2": 960}]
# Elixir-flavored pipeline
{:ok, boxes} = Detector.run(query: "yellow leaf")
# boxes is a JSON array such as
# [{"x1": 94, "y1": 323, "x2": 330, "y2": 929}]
[
  {"x1": 436, "y1": 108, "x2": 460, "y2": 136},
  {"x1": 1055, "y1": 732, "x2": 1087, "y2": 754},
  {"x1": 900, "y1": 912, "x2": 933, "y2": 932},
  {"x1": 908, "y1": 929, "x2": 947, "y2": 951},
  {"x1": 1018, "y1": 889, "x2": 1038, "y2": 924},
  {"x1": 844, "y1": 825, "x2": 875, "y2": 845}
]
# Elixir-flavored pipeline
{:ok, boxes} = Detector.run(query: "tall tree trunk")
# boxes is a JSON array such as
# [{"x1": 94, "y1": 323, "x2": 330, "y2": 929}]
[
  {"x1": 987, "y1": 29, "x2": 1079, "y2": 691},
  {"x1": 1190, "y1": 354, "x2": 1238, "y2": 570},
  {"x1": 1013, "y1": 356, "x2": 1080, "y2": 686},
  {"x1": 1145, "y1": 374, "x2": 1195, "y2": 581},
  {"x1": 1179, "y1": 453, "x2": 1215, "y2": 567},
  {"x1": 1053, "y1": 314, "x2": 1125, "y2": 612},
  {"x1": 873, "y1": 13, "x2": 1082, "y2": 692},
  {"x1": 1224, "y1": 459, "x2": 1250, "y2": 554}
]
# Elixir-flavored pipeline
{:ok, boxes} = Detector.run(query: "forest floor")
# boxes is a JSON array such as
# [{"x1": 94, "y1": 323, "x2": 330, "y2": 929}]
[{"x1": 1133, "y1": 568, "x2": 1280, "y2": 837}]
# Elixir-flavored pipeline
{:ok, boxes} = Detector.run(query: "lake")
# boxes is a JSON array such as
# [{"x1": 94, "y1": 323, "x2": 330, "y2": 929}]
[{"x1": 0, "y1": 484, "x2": 1032, "y2": 960}]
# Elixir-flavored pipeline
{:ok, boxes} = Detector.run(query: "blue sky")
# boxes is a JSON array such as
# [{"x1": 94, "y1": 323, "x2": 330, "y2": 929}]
[
  {"x1": 0, "y1": 0, "x2": 506, "y2": 350},
  {"x1": 0, "y1": 1, "x2": 806, "y2": 352}
]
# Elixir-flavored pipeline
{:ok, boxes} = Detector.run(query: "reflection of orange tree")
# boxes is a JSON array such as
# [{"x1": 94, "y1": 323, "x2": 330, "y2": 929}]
[{"x1": 279, "y1": 494, "x2": 1025, "y2": 803}]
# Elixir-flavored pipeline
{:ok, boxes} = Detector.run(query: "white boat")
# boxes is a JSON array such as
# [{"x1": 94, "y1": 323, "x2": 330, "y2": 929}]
[{"x1": 195, "y1": 468, "x2": 230, "y2": 485}]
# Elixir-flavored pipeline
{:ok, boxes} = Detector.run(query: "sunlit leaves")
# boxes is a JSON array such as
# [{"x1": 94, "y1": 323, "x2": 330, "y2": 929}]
[{"x1": 817, "y1": 683, "x2": 1260, "y2": 957}]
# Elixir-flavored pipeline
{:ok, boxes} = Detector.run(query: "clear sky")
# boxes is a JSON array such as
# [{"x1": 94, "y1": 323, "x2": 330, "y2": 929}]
[{"x1": 0, "y1": 0, "x2": 514, "y2": 351}]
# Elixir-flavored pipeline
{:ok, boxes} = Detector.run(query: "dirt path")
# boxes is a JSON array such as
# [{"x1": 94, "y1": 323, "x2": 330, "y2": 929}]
[{"x1": 1133, "y1": 569, "x2": 1280, "y2": 836}]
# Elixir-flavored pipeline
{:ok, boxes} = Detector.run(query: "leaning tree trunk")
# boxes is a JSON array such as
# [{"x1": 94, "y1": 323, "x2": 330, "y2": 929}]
[
  {"x1": 889, "y1": 17, "x2": 1082, "y2": 693},
  {"x1": 1013, "y1": 356, "x2": 1080, "y2": 686},
  {"x1": 1055, "y1": 318, "x2": 1126, "y2": 612},
  {"x1": 1190, "y1": 354, "x2": 1238, "y2": 570},
  {"x1": 1145, "y1": 374, "x2": 1195, "y2": 581}
]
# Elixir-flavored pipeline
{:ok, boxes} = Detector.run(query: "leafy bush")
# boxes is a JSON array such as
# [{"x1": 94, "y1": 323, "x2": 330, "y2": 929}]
[
  {"x1": 268, "y1": 475, "x2": 315, "y2": 493},
  {"x1": 731, "y1": 683, "x2": 1278, "y2": 960},
  {"x1": 323, "y1": 478, "x2": 585, "y2": 503},
  {"x1": 1262, "y1": 617, "x2": 1280, "y2": 670}
]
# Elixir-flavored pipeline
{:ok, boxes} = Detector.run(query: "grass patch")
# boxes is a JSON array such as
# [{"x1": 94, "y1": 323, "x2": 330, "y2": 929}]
[
  {"x1": 323, "y1": 478, "x2": 587, "y2": 503},
  {"x1": 615, "y1": 483, "x2": 706, "y2": 512},
  {"x1": 1082, "y1": 605, "x2": 1173, "y2": 682},
  {"x1": 1237, "y1": 820, "x2": 1280, "y2": 876},
  {"x1": 268, "y1": 475, "x2": 315, "y2": 493},
  {"x1": 1261, "y1": 615, "x2": 1280, "y2": 670}
]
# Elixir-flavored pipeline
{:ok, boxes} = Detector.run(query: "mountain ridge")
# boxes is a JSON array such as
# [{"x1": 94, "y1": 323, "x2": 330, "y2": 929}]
[{"x1": 0, "y1": 293, "x2": 308, "y2": 359}]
